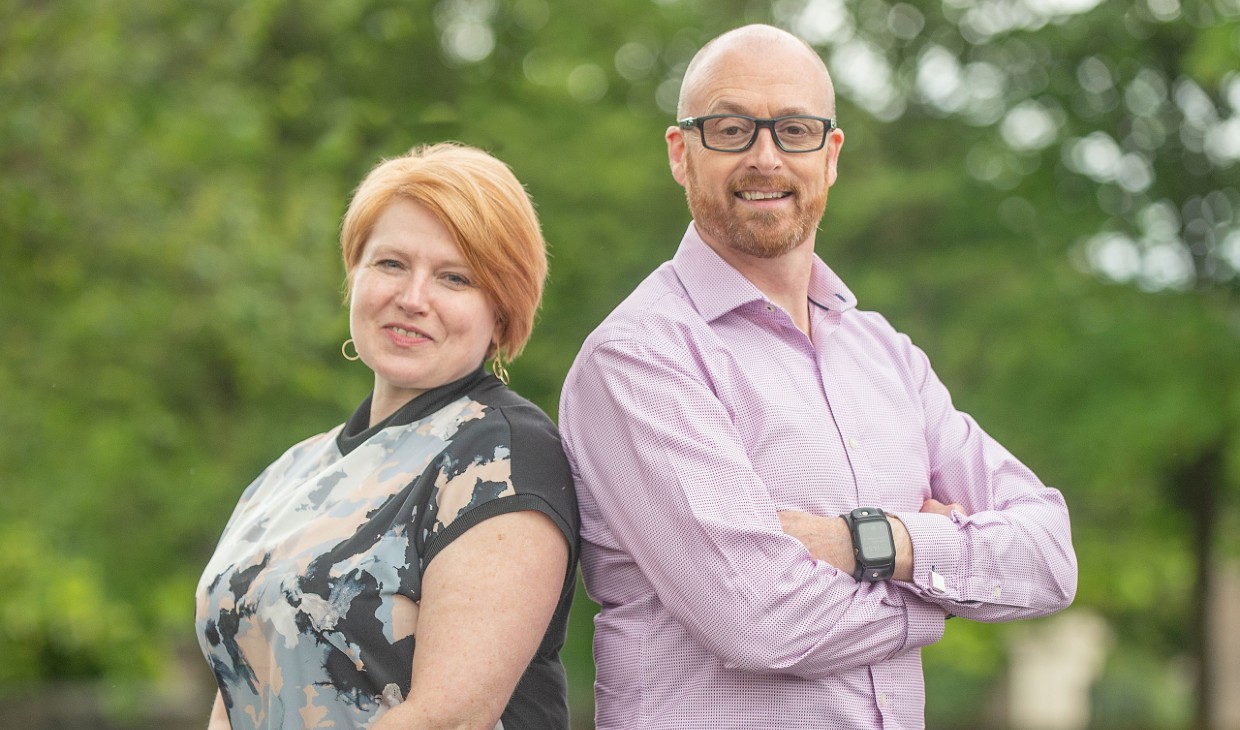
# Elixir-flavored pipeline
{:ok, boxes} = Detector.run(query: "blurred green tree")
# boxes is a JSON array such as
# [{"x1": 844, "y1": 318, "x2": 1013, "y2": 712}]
[
  {"x1": 1, "y1": 0, "x2": 1237, "y2": 727},
  {"x1": 764, "y1": 0, "x2": 1240, "y2": 724}
]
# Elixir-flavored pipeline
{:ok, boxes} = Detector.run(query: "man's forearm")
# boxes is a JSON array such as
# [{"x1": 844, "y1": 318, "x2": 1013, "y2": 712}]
[{"x1": 778, "y1": 499, "x2": 963, "y2": 581}]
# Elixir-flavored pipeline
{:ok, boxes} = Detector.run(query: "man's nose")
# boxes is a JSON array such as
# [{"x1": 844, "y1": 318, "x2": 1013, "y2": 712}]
[{"x1": 745, "y1": 125, "x2": 783, "y2": 170}]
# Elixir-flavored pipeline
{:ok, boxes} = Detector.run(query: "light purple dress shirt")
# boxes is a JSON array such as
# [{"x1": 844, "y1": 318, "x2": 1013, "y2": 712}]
[{"x1": 559, "y1": 223, "x2": 1077, "y2": 729}]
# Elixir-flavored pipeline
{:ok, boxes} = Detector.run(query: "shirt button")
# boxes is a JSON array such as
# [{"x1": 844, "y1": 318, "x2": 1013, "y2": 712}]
[
  {"x1": 878, "y1": 692, "x2": 888, "y2": 707},
  {"x1": 848, "y1": 436, "x2": 859, "y2": 449}
]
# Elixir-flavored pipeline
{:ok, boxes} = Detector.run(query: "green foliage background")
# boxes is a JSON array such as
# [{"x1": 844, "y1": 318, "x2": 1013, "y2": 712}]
[{"x1": 2, "y1": 0, "x2": 1238, "y2": 727}]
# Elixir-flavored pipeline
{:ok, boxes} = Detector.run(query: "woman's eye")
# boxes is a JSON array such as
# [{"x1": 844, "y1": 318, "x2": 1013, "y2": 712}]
[{"x1": 443, "y1": 272, "x2": 471, "y2": 287}]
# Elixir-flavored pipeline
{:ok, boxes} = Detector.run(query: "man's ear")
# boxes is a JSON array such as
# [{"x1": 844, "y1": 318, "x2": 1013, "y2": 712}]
[
  {"x1": 667, "y1": 126, "x2": 688, "y2": 188},
  {"x1": 825, "y1": 127, "x2": 844, "y2": 187}
]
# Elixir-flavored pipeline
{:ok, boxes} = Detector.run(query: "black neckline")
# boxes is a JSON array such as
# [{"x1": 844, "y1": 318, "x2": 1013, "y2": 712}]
[{"x1": 336, "y1": 367, "x2": 494, "y2": 456}]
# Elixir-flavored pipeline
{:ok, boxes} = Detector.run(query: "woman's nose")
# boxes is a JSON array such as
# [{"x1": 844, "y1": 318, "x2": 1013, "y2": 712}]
[{"x1": 396, "y1": 273, "x2": 431, "y2": 313}]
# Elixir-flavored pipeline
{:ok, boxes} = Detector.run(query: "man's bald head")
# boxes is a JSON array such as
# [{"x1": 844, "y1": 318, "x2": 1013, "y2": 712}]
[{"x1": 676, "y1": 24, "x2": 835, "y2": 119}]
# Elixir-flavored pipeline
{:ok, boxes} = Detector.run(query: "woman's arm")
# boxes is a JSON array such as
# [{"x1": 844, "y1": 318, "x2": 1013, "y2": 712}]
[
  {"x1": 207, "y1": 691, "x2": 230, "y2": 729},
  {"x1": 371, "y1": 509, "x2": 569, "y2": 730}
]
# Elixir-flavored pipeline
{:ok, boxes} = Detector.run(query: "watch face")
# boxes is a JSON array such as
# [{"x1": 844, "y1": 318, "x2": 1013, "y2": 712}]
[{"x1": 856, "y1": 520, "x2": 895, "y2": 562}]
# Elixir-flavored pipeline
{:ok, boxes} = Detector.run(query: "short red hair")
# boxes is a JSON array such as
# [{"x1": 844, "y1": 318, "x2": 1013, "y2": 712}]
[{"x1": 340, "y1": 142, "x2": 547, "y2": 365}]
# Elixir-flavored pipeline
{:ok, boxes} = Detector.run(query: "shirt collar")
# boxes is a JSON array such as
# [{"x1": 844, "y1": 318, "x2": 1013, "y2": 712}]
[
  {"x1": 672, "y1": 222, "x2": 766, "y2": 322},
  {"x1": 673, "y1": 221, "x2": 858, "y2": 322},
  {"x1": 336, "y1": 366, "x2": 494, "y2": 456},
  {"x1": 807, "y1": 253, "x2": 858, "y2": 314}
]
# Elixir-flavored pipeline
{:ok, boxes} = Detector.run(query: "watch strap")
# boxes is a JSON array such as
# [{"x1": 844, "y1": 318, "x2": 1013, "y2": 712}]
[{"x1": 842, "y1": 507, "x2": 896, "y2": 581}]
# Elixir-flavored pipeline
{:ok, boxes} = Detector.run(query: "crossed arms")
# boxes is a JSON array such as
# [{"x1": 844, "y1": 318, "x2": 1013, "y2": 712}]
[{"x1": 562, "y1": 329, "x2": 1077, "y2": 678}]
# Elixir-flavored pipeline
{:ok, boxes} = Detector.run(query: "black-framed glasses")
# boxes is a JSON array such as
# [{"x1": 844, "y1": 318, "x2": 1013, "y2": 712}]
[{"x1": 677, "y1": 114, "x2": 837, "y2": 153}]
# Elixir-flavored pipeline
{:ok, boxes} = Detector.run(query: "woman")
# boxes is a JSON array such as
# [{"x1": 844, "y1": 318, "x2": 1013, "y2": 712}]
[{"x1": 196, "y1": 143, "x2": 579, "y2": 730}]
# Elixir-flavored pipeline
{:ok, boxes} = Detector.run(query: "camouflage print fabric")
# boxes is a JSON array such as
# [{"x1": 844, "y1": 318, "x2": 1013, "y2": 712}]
[{"x1": 196, "y1": 368, "x2": 579, "y2": 729}]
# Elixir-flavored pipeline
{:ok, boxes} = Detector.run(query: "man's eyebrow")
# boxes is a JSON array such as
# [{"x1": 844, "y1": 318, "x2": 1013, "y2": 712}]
[
  {"x1": 707, "y1": 100, "x2": 815, "y2": 117},
  {"x1": 712, "y1": 100, "x2": 749, "y2": 115}
]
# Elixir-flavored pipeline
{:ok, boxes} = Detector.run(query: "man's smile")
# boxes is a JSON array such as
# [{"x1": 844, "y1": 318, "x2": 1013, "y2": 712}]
[{"x1": 737, "y1": 190, "x2": 791, "y2": 200}]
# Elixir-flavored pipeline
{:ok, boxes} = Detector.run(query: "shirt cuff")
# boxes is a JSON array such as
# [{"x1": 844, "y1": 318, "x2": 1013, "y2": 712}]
[
  {"x1": 885, "y1": 583, "x2": 947, "y2": 655},
  {"x1": 896, "y1": 510, "x2": 964, "y2": 602}
]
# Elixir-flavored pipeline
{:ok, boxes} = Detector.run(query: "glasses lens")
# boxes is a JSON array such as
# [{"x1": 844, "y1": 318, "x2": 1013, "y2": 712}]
[
  {"x1": 701, "y1": 116, "x2": 757, "y2": 151},
  {"x1": 700, "y1": 116, "x2": 827, "y2": 151},
  {"x1": 774, "y1": 117, "x2": 827, "y2": 151}
]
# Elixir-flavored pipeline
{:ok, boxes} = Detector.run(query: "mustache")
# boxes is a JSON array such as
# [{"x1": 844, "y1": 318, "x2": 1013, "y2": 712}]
[{"x1": 728, "y1": 175, "x2": 801, "y2": 195}]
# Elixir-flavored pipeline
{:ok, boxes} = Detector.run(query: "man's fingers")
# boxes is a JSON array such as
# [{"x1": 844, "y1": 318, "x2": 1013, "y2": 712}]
[{"x1": 921, "y1": 499, "x2": 967, "y2": 517}]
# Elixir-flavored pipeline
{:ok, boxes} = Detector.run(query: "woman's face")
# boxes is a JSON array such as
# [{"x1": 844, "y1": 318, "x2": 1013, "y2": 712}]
[{"x1": 349, "y1": 198, "x2": 498, "y2": 418}]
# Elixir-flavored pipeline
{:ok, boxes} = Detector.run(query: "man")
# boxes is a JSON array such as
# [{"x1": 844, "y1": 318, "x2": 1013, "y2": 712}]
[{"x1": 558, "y1": 23, "x2": 1077, "y2": 730}]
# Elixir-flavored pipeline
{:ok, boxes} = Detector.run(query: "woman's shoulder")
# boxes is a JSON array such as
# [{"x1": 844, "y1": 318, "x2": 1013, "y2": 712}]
[
  {"x1": 256, "y1": 425, "x2": 345, "y2": 479},
  {"x1": 453, "y1": 378, "x2": 564, "y2": 454},
  {"x1": 427, "y1": 379, "x2": 576, "y2": 529}
]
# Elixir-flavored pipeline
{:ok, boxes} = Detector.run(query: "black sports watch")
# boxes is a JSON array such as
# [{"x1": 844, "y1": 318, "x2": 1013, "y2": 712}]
[{"x1": 841, "y1": 507, "x2": 896, "y2": 581}]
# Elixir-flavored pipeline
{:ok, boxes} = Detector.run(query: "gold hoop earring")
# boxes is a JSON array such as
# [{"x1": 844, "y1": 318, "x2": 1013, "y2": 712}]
[
  {"x1": 490, "y1": 357, "x2": 510, "y2": 385},
  {"x1": 341, "y1": 338, "x2": 361, "y2": 361}
]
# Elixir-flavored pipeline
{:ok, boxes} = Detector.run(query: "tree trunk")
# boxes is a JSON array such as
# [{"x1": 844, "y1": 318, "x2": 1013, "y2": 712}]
[{"x1": 1179, "y1": 445, "x2": 1223, "y2": 729}]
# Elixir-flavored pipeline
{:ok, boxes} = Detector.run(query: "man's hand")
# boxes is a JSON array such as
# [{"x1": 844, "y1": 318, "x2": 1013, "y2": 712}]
[
  {"x1": 778, "y1": 499, "x2": 967, "y2": 582},
  {"x1": 919, "y1": 498, "x2": 965, "y2": 518}
]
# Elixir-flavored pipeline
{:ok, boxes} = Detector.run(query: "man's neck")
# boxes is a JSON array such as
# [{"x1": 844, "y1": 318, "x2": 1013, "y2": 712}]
[{"x1": 705, "y1": 237, "x2": 816, "y2": 336}]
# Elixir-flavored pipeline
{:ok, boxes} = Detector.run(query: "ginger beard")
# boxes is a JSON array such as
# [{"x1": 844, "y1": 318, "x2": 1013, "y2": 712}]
[{"x1": 683, "y1": 149, "x2": 829, "y2": 259}]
